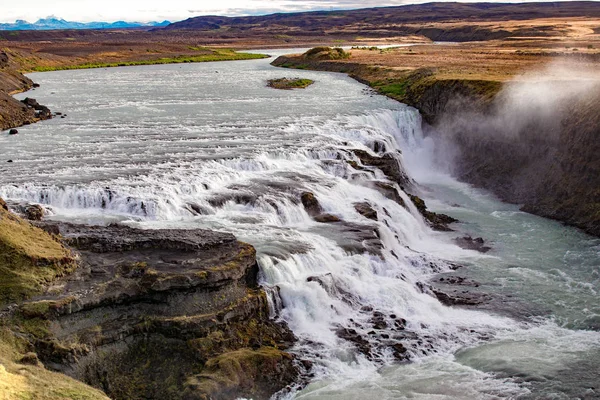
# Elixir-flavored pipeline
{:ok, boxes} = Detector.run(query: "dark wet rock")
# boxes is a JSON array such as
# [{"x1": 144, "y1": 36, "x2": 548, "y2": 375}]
[
  {"x1": 185, "y1": 202, "x2": 211, "y2": 215},
  {"x1": 409, "y1": 194, "x2": 458, "y2": 231},
  {"x1": 432, "y1": 288, "x2": 489, "y2": 306},
  {"x1": 7, "y1": 160, "x2": 13, "y2": 163},
  {"x1": 12, "y1": 222, "x2": 300, "y2": 400},
  {"x1": 369, "y1": 312, "x2": 388, "y2": 330},
  {"x1": 372, "y1": 141, "x2": 387, "y2": 153},
  {"x1": 21, "y1": 97, "x2": 40, "y2": 108},
  {"x1": 5, "y1": 201, "x2": 46, "y2": 221},
  {"x1": 313, "y1": 213, "x2": 341, "y2": 223},
  {"x1": 311, "y1": 220, "x2": 382, "y2": 255},
  {"x1": 393, "y1": 317, "x2": 407, "y2": 330},
  {"x1": 24, "y1": 204, "x2": 44, "y2": 221},
  {"x1": 46, "y1": 222, "x2": 238, "y2": 254},
  {"x1": 21, "y1": 97, "x2": 52, "y2": 120},
  {"x1": 336, "y1": 327, "x2": 372, "y2": 357},
  {"x1": 300, "y1": 192, "x2": 342, "y2": 223},
  {"x1": 8, "y1": 128, "x2": 18, "y2": 135},
  {"x1": 301, "y1": 191, "x2": 322, "y2": 216},
  {"x1": 352, "y1": 149, "x2": 411, "y2": 187},
  {"x1": 32, "y1": 83, "x2": 40, "y2": 88},
  {"x1": 369, "y1": 181, "x2": 406, "y2": 207},
  {"x1": 434, "y1": 275, "x2": 480, "y2": 287},
  {"x1": 454, "y1": 236, "x2": 491, "y2": 253},
  {"x1": 354, "y1": 202, "x2": 378, "y2": 220},
  {"x1": 346, "y1": 160, "x2": 364, "y2": 170},
  {"x1": 207, "y1": 191, "x2": 258, "y2": 207},
  {"x1": 391, "y1": 343, "x2": 409, "y2": 360}
]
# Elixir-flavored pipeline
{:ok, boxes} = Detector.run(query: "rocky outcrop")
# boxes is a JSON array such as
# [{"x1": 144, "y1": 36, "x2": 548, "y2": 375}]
[
  {"x1": 0, "y1": 205, "x2": 299, "y2": 400},
  {"x1": 409, "y1": 195, "x2": 457, "y2": 231},
  {"x1": 300, "y1": 191, "x2": 341, "y2": 223},
  {"x1": 0, "y1": 51, "x2": 52, "y2": 131},
  {"x1": 21, "y1": 97, "x2": 53, "y2": 121},
  {"x1": 354, "y1": 202, "x2": 378, "y2": 220},
  {"x1": 454, "y1": 236, "x2": 491, "y2": 253},
  {"x1": 5, "y1": 200, "x2": 46, "y2": 221},
  {"x1": 352, "y1": 149, "x2": 412, "y2": 189}
]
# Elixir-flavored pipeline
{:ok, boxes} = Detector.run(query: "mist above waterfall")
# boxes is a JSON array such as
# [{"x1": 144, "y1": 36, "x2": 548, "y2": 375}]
[{"x1": 422, "y1": 61, "x2": 600, "y2": 206}]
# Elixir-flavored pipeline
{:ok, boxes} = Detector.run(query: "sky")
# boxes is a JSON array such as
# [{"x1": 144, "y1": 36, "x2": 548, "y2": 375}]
[{"x1": 0, "y1": 0, "x2": 590, "y2": 23}]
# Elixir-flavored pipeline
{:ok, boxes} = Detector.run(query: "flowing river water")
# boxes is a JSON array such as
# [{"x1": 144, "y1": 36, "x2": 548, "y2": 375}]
[{"x1": 1, "y1": 49, "x2": 599, "y2": 399}]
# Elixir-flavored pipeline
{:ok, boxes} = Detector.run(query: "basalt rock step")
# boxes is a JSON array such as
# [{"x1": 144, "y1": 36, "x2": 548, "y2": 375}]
[
  {"x1": 409, "y1": 194, "x2": 458, "y2": 231},
  {"x1": 352, "y1": 149, "x2": 412, "y2": 189},
  {"x1": 15, "y1": 222, "x2": 299, "y2": 400}
]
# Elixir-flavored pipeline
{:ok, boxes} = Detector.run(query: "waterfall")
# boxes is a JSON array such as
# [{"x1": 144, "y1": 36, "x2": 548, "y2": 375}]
[{"x1": 0, "y1": 108, "x2": 516, "y2": 386}]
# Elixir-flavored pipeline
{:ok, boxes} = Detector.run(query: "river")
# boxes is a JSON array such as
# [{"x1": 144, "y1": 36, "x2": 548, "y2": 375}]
[{"x1": 1, "y1": 49, "x2": 598, "y2": 399}]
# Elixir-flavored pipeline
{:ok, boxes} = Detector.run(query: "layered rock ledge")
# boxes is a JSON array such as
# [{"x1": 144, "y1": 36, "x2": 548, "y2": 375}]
[{"x1": 0, "y1": 204, "x2": 298, "y2": 400}]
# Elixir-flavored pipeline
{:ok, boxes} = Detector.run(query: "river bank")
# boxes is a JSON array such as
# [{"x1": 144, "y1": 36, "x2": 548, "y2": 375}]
[
  {"x1": 272, "y1": 45, "x2": 600, "y2": 236},
  {"x1": 0, "y1": 47, "x2": 266, "y2": 131}
]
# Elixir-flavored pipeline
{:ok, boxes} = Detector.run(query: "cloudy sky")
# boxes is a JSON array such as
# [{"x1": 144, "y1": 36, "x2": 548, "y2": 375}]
[{"x1": 0, "y1": 0, "x2": 585, "y2": 23}]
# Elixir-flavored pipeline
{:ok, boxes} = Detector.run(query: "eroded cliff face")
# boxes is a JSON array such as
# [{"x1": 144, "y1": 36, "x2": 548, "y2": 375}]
[
  {"x1": 0, "y1": 203, "x2": 299, "y2": 400},
  {"x1": 426, "y1": 80, "x2": 600, "y2": 236}
]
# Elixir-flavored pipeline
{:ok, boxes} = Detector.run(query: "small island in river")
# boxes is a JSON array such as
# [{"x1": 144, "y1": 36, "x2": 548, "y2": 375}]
[{"x1": 267, "y1": 78, "x2": 315, "y2": 90}]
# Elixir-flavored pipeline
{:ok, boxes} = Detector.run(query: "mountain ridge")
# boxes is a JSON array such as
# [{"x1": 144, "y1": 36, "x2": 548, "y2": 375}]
[
  {"x1": 164, "y1": 1, "x2": 600, "y2": 30},
  {"x1": 0, "y1": 17, "x2": 170, "y2": 31}
]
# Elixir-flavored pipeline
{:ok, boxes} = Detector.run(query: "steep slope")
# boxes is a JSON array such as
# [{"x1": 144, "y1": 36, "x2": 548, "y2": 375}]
[{"x1": 0, "y1": 199, "x2": 109, "y2": 399}]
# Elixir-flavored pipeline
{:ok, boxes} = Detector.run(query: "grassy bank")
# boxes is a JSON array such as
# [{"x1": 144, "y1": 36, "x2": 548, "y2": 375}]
[
  {"x1": 0, "y1": 200, "x2": 110, "y2": 399},
  {"x1": 30, "y1": 50, "x2": 268, "y2": 72},
  {"x1": 271, "y1": 48, "x2": 503, "y2": 122}
]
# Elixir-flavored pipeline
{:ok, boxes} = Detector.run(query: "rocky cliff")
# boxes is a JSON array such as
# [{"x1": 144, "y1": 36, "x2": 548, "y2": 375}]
[
  {"x1": 273, "y1": 51, "x2": 600, "y2": 236},
  {"x1": 0, "y1": 200, "x2": 299, "y2": 399}
]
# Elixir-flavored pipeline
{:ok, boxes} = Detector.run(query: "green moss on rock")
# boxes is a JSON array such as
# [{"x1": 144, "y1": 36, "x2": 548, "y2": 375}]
[
  {"x1": 0, "y1": 204, "x2": 77, "y2": 306},
  {"x1": 267, "y1": 77, "x2": 314, "y2": 90},
  {"x1": 303, "y1": 47, "x2": 351, "y2": 60}
]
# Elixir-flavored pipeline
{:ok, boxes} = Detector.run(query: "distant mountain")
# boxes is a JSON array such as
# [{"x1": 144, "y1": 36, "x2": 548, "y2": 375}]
[{"x1": 0, "y1": 17, "x2": 171, "y2": 31}]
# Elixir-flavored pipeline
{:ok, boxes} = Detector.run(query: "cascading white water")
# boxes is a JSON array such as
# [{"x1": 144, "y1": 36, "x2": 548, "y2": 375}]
[
  {"x1": 0, "y1": 105, "x2": 522, "y2": 392},
  {"x1": 2, "y1": 53, "x2": 599, "y2": 399}
]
